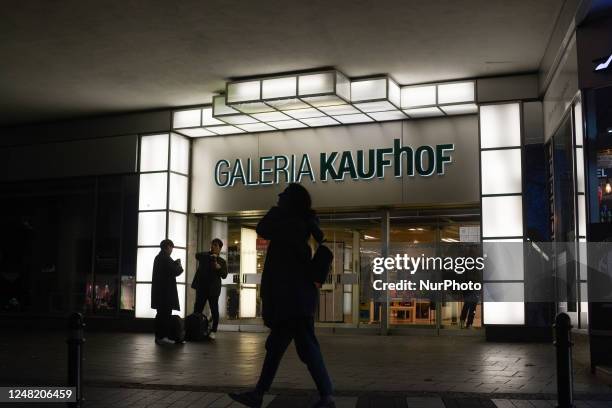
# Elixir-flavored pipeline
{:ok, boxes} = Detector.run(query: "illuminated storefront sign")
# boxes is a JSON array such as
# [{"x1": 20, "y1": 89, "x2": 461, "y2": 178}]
[{"x1": 214, "y1": 138, "x2": 454, "y2": 187}]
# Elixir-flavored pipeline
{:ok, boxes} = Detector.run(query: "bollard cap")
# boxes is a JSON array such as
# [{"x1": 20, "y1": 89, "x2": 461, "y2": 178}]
[
  {"x1": 554, "y1": 312, "x2": 572, "y2": 329},
  {"x1": 68, "y1": 312, "x2": 86, "y2": 330}
]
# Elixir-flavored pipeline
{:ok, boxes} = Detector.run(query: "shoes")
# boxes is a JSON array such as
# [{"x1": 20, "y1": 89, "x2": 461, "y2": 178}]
[
  {"x1": 155, "y1": 337, "x2": 174, "y2": 345},
  {"x1": 228, "y1": 390, "x2": 263, "y2": 407},
  {"x1": 312, "y1": 396, "x2": 336, "y2": 408},
  {"x1": 209, "y1": 332, "x2": 216, "y2": 340},
  {"x1": 459, "y1": 320, "x2": 465, "y2": 329}
]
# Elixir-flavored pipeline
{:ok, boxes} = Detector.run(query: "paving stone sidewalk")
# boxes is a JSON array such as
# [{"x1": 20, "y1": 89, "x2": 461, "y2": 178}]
[
  {"x1": 0, "y1": 329, "x2": 611, "y2": 400},
  {"x1": 4, "y1": 386, "x2": 611, "y2": 408}
]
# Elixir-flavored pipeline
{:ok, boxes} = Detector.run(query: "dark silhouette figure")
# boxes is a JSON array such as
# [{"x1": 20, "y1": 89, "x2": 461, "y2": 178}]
[
  {"x1": 191, "y1": 238, "x2": 228, "y2": 339},
  {"x1": 151, "y1": 239, "x2": 183, "y2": 345},
  {"x1": 229, "y1": 184, "x2": 334, "y2": 408},
  {"x1": 460, "y1": 291, "x2": 478, "y2": 328}
]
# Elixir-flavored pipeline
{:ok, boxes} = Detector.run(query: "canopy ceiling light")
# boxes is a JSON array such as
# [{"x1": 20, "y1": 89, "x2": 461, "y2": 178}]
[{"x1": 172, "y1": 71, "x2": 478, "y2": 138}]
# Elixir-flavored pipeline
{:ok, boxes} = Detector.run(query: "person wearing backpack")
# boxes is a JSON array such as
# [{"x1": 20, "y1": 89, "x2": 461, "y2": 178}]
[
  {"x1": 229, "y1": 183, "x2": 335, "y2": 408},
  {"x1": 191, "y1": 238, "x2": 228, "y2": 339}
]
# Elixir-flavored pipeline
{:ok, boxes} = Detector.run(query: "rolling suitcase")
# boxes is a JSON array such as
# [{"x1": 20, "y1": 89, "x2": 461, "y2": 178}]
[{"x1": 185, "y1": 313, "x2": 210, "y2": 341}]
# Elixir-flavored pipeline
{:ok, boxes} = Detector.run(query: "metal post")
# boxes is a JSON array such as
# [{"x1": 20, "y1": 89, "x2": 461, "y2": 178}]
[
  {"x1": 380, "y1": 210, "x2": 390, "y2": 335},
  {"x1": 554, "y1": 312, "x2": 574, "y2": 408},
  {"x1": 67, "y1": 312, "x2": 85, "y2": 408}
]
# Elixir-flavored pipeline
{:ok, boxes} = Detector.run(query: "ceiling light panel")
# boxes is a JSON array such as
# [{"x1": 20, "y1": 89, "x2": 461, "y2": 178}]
[
  {"x1": 218, "y1": 114, "x2": 259, "y2": 125},
  {"x1": 268, "y1": 120, "x2": 307, "y2": 130},
  {"x1": 332, "y1": 114, "x2": 373, "y2": 124},
  {"x1": 173, "y1": 109, "x2": 201, "y2": 128},
  {"x1": 202, "y1": 107, "x2": 225, "y2": 126},
  {"x1": 298, "y1": 71, "x2": 350, "y2": 107},
  {"x1": 284, "y1": 108, "x2": 325, "y2": 119},
  {"x1": 437, "y1": 81, "x2": 475, "y2": 104},
  {"x1": 439, "y1": 103, "x2": 478, "y2": 115},
  {"x1": 232, "y1": 102, "x2": 275, "y2": 114},
  {"x1": 237, "y1": 123, "x2": 275, "y2": 133},
  {"x1": 207, "y1": 125, "x2": 245, "y2": 135},
  {"x1": 351, "y1": 77, "x2": 401, "y2": 109},
  {"x1": 403, "y1": 107, "x2": 444, "y2": 118},
  {"x1": 319, "y1": 104, "x2": 360, "y2": 115},
  {"x1": 401, "y1": 85, "x2": 436, "y2": 109},
  {"x1": 300, "y1": 117, "x2": 339, "y2": 127},
  {"x1": 262, "y1": 76, "x2": 297, "y2": 99},
  {"x1": 251, "y1": 111, "x2": 291, "y2": 122},
  {"x1": 176, "y1": 127, "x2": 216, "y2": 137},
  {"x1": 227, "y1": 80, "x2": 261, "y2": 104},
  {"x1": 367, "y1": 110, "x2": 407, "y2": 121},
  {"x1": 267, "y1": 98, "x2": 311, "y2": 111}
]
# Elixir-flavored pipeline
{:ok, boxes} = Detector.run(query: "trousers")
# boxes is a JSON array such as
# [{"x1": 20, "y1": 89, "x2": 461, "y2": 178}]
[
  {"x1": 154, "y1": 307, "x2": 172, "y2": 339},
  {"x1": 194, "y1": 291, "x2": 220, "y2": 332},
  {"x1": 256, "y1": 317, "x2": 333, "y2": 397}
]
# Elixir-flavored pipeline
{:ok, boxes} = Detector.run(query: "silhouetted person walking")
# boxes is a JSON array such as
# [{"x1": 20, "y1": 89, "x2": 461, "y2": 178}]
[
  {"x1": 192, "y1": 238, "x2": 228, "y2": 339},
  {"x1": 151, "y1": 239, "x2": 183, "y2": 345},
  {"x1": 229, "y1": 183, "x2": 334, "y2": 408}
]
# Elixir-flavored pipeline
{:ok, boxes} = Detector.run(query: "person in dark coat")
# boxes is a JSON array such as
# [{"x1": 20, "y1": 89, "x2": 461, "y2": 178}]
[
  {"x1": 229, "y1": 183, "x2": 335, "y2": 408},
  {"x1": 191, "y1": 238, "x2": 228, "y2": 339},
  {"x1": 151, "y1": 239, "x2": 184, "y2": 345}
]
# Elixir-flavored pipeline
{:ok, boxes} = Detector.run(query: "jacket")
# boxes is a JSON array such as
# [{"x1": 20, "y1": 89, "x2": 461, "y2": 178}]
[
  {"x1": 256, "y1": 206, "x2": 323, "y2": 327},
  {"x1": 191, "y1": 252, "x2": 228, "y2": 297},
  {"x1": 151, "y1": 251, "x2": 183, "y2": 311}
]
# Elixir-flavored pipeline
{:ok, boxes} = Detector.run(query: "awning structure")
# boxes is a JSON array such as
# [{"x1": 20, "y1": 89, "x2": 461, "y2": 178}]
[{"x1": 172, "y1": 69, "x2": 477, "y2": 137}]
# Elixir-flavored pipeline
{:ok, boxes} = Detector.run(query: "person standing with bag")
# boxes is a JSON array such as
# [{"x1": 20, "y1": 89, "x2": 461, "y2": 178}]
[
  {"x1": 229, "y1": 183, "x2": 335, "y2": 408},
  {"x1": 151, "y1": 239, "x2": 184, "y2": 345},
  {"x1": 191, "y1": 238, "x2": 228, "y2": 339}
]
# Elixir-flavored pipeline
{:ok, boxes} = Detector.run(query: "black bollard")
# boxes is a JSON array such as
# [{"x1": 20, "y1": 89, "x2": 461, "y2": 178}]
[
  {"x1": 554, "y1": 312, "x2": 574, "y2": 408},
  {"x1": 67, "y1": 312, "x2": 85, "y2": 408}
]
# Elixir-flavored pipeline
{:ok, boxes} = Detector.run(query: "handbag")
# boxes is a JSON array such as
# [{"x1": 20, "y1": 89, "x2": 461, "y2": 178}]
[{"x1": 311, "y1": 243, "x2": 333, "y2": 284}]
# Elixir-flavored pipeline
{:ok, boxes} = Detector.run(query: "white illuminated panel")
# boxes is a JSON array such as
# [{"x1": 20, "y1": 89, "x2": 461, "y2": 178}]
[
  {"x1": 388, "y1": 79, "x2": 401, "y2": 107},
  {"x1": 136, "y1": 247, "x2": 159, "y2": 282},
  {"x1": 479, "y1": 103, "x2": 521, "y2": 148},
  {"x1": 344, "y1": 292, "x2": 352, "y2": 315},
  {"x1": 353, "y1": 101, "x2": 396, "y2": 112},
  {"x1": 177, "y1": 127, "x2": 215, "y2": 138},
  {"x1": 438, "y1": 82, "x2": 475, "y2": 104},
  {"x1": 481, "y1": 241, "x2": 524, "y2": 281},
  {"x1": 172, "y1": 248, "x2": 187, "y2": 283},
  {"x1": 251, "y1": 111, "x2": 291, "y2": 122},
  {"x1": 300, "y1": 94, "x2": 346, "y2": 107},
  {"x1": 206, "y1": 125, "x2": 244, "y2": 135},
  {"x1": 300, "y1": 117, "x2": 339, "y2": 127},
  {"x1": 139, "y1": 173, "x2": 167, "y2": 210},
  {"x1": 140, "y1": 134, "x2": 168, "y2": 172},
  {"x1": 483, "y1": 302, "x2": 525, "y2": 325},
  {"x1": 577, "y1": 195, "x2": 587, "y2": 236},
  {"x1": 233, "y1": 102, "x2": 274, "y2": 114},
  {"x1": 219, "y1": 114, "x2": 258, "y2": 125},
  {"x1": 135, "y1": 282, "x2": 186, "y2": 318},
  {"x1": 227, "y1": 80, "x2": 260, "y2": 103},
  {"x1": 299, "y1": 72, "x2": 334, "y2": 95},
  {"x1": 440, "y1": 103, "x2": 478, "y2": 115},
  {"x1": 574, "y1": 102, "x2": 583, "y2": 146},
  {"x1": 351, "y1": 78, "x2": 387, "y2": 102},
  {"x1": 404, "y1": 107, "x2": 444, "y2": 118},
  {"x1": 480, "y1": 149, "x2": 522, "y2": 195},
  {"x1": 213, "y1": 96, "x2": 239, "y2": 116},
  {"x1": 262, "y1": 76, "x2": 296, "y2": 99},
  {"x1": 481, "y1": 196, "x2": 523, "y2": 238},
  {"x1": 240, "y1": 228, "x2": 258, "y2": 318},
  {"x1": 367, "y1": 110, "x2": 406, "y2": 121},
  {"x1": 576, "y1": 147, "x2": 585, "y2": 193},
  {"x1": 333, "y1": 114, "x2": 373, "y2": 124},
  {"x1": 336, "y1": 72, "x2": 351, "y2": 101},
  {"x1": 138, "y1": 212, "x2": 166, "y2": 246},
  {"x1": 170, "y1": 133, "x2": 190, "y2": 174},
  {"x1": 401, "y1": 85, "x2": 436, "y2": 108},
  {"x1": 169, "y1": 173, "x2": 188, "y2": 213},
  {"x1": 268, "y1": 98, "x2": 310, "y2": 111},
  {"x1": 238, "y1": 123, "x2": 275, "y2": 132},
  {"x1": 319, "y1": 104, "x2": 359, "y2": 115},
  {"x1": 268, "y1": 120, "x2": 307, "y2": 130},
  {"x1": 168, "y1": 212, "x2": 187, "y2": 248},
  {"x1": 284, "y1": 108, "x2": 325, "y2": 119},
  {"x1": 173, "y1": 109, "x2": 201, "y2": 128},
  {"x1": 136, "y1": 283, "x2": 156, "y2": 318},
  {"x1": 202, "y1": 107, "x2": 225, "y2": 126}
]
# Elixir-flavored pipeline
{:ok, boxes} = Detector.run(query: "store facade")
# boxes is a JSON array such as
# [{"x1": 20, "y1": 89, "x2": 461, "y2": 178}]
[{"x1": 1, "y1": 10, "x2": 611, "y2": 353}]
